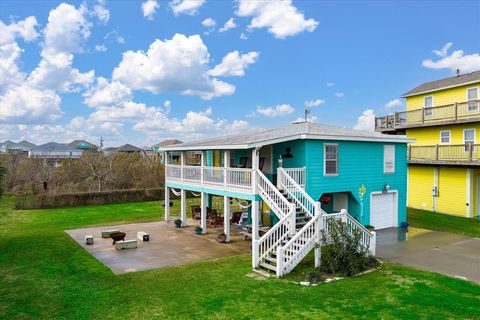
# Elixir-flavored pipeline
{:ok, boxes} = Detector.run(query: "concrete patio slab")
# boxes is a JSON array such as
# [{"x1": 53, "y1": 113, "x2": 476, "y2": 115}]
[
  {"x1": 66, "y1": 220, "x2": 251, "y2": 274},
  {"x1": 377, "y1": 227, "x2": 480, "y2": 284}
]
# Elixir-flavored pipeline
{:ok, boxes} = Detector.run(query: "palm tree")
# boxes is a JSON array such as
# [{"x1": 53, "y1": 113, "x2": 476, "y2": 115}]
[{"x1": 0, "y1": 161, "x2": 6, "y2": 199}]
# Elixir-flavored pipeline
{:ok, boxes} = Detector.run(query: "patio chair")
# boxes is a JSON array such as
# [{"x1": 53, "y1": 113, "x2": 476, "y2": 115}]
[
  {"x1": 191, "y1": 205, "x2": 201, "y2": 219},
  {"x1": 230, "y1": 212, "x2": 242, "y2": 224},
  {"x1": 208, "y1": 211, "x2": 223, "y2": 227}
]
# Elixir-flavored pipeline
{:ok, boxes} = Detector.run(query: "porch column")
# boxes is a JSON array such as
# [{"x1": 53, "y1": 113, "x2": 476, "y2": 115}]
[
  {"x1": 251, "y1": 199, "x2": 260, "y2": 268},
  {"x1": 164, "y1": 187, "x2": 170, "y2": 221},
  {"x1": 314, "y1": 213, "x2": 322, "y2": 268},
  {"x1": 200, "y1": 191, "x2": 207, "y2": 234},
  {"x1": 180, "y1": 189, "x2": 187, "y2": 227},
  {"x1": 223, "y1": 196, "x2": 231, "y2": 242},
  {"x1": 251, "y1": 147, "x2": 260, "y2": 193},
  {"x1": 180, "y1": 151, "x2": 185, "y2": 180}
]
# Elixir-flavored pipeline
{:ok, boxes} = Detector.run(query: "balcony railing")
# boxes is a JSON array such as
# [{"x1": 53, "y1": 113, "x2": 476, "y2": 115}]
[
  {"x1": 165, "y1": 164, "x2": 255, "y2": 194},
  {"x1": 408, "y1": 144, "x2": 480, "y2": 164},
  {"x1": 376, "y1": 100, "x2": 480, "y2": 131}
]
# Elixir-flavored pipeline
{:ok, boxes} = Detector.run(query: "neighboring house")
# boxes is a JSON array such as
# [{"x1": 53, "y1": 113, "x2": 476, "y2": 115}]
[
  {"x1": 0, "y1": 140, "x2": 36, "y2": 154},
  {"x1": 29, "y1": 142, "x2": 83, "y2": 161},
  {"x1": 68, "y1": 140, "x2": 98, "y2": 151},
  {"x1": 103, "y1": 147, "x2": 118, "y2": 156},
  {"x1": 153, "y1": 139, "x2": 183, "y2": 163},
  {"x1": 160, "y1": 122, "x2": 410, "y2": 276},
  {"x1": 376, "y1": 70, "x2": 480, "y2": 218},
  {"x1": 117, "y1": 144, "x2": 143, "y2": 153}
]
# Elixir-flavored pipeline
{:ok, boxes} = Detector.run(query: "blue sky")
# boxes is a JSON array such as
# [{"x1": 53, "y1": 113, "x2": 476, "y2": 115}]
[{"x1": 1, "y1": 0, "x2": 479, "y2": 147}]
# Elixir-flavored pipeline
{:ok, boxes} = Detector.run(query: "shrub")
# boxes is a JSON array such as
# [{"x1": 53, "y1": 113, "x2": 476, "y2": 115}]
[
  {"x1": 0, "y1": 161, "x2": 6, "y2": 199},
  {"x1": 320, "y1": 218, "x2": 378, "y2": 276},
  {"x1": 305, "y1": 272, "x2": 323, "y2": 284}
]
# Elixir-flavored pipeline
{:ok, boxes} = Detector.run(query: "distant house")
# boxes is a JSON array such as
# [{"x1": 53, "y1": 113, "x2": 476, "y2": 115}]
[
  {"x1": 103, "y1": 147, "x2": 118, "y2": 156},
  {"x1": 152, "y1": 139, "x2": 182, "y2": 163},
  {"x1": 0, "y1": 140, "x2": 37, "y2": 154},
  {"x1": 68, "y1": 140, "x2": 98, "y2": 151},
  {"x1": 29, "y1": 142, "x2": 82, "y2": 161},
  {"x1": 103, "y1": 144, "x2": 143, "y2": 156}
]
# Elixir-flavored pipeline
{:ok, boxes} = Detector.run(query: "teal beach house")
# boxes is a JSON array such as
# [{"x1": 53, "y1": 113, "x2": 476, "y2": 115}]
[{"x1": 160, "y1": 122, "x2": 411, "y2": 277}]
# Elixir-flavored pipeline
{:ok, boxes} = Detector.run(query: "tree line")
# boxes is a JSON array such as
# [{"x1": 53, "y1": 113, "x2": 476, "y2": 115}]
[{"x1": 1, "y1": 152, "x2": 164, "y2": 196}]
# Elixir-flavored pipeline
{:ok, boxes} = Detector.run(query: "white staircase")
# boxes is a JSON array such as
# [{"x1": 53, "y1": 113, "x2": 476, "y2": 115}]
[{"x1": 253, "y1": 167, "x2": 376, "y2": 277}]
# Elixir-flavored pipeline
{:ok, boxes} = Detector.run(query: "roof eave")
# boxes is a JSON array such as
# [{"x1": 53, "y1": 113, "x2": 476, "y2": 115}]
[{"x1": 401, "y1": 79, "x2": 480, "y2": 98}]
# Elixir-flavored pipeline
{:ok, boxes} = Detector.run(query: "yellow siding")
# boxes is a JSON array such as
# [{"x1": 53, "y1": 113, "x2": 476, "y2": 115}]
[
  {"x1": 436, "y1": 168, "x2": 467, "y2": 216},
  {"x1": 408, "y1": 166, "x2": 434, "y2": 211},
  {"x1": 406, "y1": 82, "x2": 480, "y2": 111},
  {"x1": 407, "y1": 123, "x2": 480, "y2": 146}
]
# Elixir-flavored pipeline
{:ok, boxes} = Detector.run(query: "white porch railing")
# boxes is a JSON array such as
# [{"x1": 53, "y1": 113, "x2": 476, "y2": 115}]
[
  {"x1": 321, "y1": 210, "x2": 376, "y2": 255},
  {"x1": 284, "y1": 167, "x2": 306, "y2": 188},
  {"x1": 278, "y1": 167, "x2": 318, "y2": 217},
  {"x1": 257, "y1": 212, "x2": 293, "y2": 267},
  {"x1": 256, "y1": 170, "x2": 295, "y2": 221},
  {"x1": 165, "y1": 164, "x2": 254, "y2": 194}
]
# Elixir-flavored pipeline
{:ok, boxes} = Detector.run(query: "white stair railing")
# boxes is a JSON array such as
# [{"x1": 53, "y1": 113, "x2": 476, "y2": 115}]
[
  {"x1": 278, "y1": 167, "x2": 318, "y2": 218},
  {"x1": 284, "y1": 167, "x2": 306, "y2": 188},
  {"x1": 257, "y1": 211, "x2": 294, "y2": 267},
  {"x1": 320, "y1": 209, "x2": 376, "y2": 255},
  {"x1": 256, "y1": 170, "x2": 295, "y2": 221},
  {"x1": 276, "y1": 214, "x2": 321, "y2": 277}
]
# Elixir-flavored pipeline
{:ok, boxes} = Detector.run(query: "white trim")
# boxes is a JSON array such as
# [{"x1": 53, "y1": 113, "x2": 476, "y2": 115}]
[
  {"x1": 158, "y1": 134, "x2": 414, "y2": 151},
  {"x1": 323, "y1": 143, "x2": 338, "y2": 176},
  {"x1": 401, "y1": 79, "x2": 480, "y2": 98},
  {"x1": 439, "y1": 130, "x2": 451, "y2": 144},
  {"x1": 424, "y1": 95, "x2": 433, "y2": 116},
  {"x1": 463, "y1": 128, "x2": 476, "y2": 145},
  {"x1": 369, "y1": 190, "x2": 399, "y2": 228}
]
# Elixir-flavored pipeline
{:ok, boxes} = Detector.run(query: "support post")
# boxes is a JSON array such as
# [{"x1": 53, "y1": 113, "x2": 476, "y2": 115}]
[
  {"x1": 200, "y1": 151, "x2": 205, "y2": 185},
  {"x1": 224, "y1": 150, "x2": 230, "y2": 191},
  {"x1": 180, "y1": 151, "x2": 185, "y2": 180},
  {"x1": 164, "y1": 187, "x2": 170, "y2": 221},
  {"x1": 314, "y1": 216, "x2": 321, "y2": 268},
  {"x1": 369, "y1": 231, "x2": 377, "y2": 256},
  {"x1": 251, "y1": 200, "x2": 259, "y2": 269},
  {"x1": 180, "y1": 189, "x2": 187, "y2": 227},
  {"x1": 435, "y1": 144, "x2": 439, "y2": 161},
  {"x1": 200, "y1": 192, "x2": 207, "y2": 234},
  {"x1": 223, "y1": 195, "x2": 231, "y2": 242},
  {"x1": 251, "y1": 148, "x2": 259, "y2": 194},
  {"x1": 454, "y1": 102, "x2": 458, "y2": 120}
]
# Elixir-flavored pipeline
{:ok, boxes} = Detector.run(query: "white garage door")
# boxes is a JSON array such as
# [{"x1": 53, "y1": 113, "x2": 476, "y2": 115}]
[{"x1": 370, "y1": 193, "x2": 395, "y2": 229}]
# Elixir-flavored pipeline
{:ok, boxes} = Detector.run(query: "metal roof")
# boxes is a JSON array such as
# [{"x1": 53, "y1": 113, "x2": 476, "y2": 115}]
[
  {"x1": 152, "y1": 139, "x2": 183, "y2": 148},
  {"x1": 402, "y1": 70, "x2": 480, "y2": 98},
  {"x1": 160, "y1": 122, "x2": 412, "y2": 151},
  {"x1": 117, "y1": 144, "x2": 142, "y2": 152},
  {"x1": 30, "y1": 142, "x2": 80, "y2": 153}
]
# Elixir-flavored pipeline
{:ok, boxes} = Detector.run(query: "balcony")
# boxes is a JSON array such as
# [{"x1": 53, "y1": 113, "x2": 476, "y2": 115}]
[
  {"x1": 376, "y1": 100, "x2": 480, "y2": 133},
  {"x1": 408, "y1": 144, "x2": 480, "y2": 166},
  {"x1": 165, "y1": 164, "x2": 255, "y2": 194}
]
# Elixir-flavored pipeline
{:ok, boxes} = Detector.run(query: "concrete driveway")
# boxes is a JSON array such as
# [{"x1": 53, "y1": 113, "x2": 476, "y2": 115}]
[{"x1": 376, "y1": 227, "x2": 480, "y2": 284}]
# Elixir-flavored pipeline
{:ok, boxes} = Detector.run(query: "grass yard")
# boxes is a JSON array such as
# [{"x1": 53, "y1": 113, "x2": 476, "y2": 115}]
[
  {"x1": 1, "y1": 197, "x2": 479, "y2": 319},
  {"x1": 407, "y1": 207, "x2": 480, "y2": 238}
]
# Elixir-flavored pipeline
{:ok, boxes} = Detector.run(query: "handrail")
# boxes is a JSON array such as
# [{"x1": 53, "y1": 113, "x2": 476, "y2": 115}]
[
  {"x1": 409, "y1": 144, "x2": 480, "y2": 161},
  {"x1": 256, "y1": 169, "x2": 294, "y2": 220},
  {"x1": 256, "y1": 211, "x2": 294, "y2": 266},
  {"x1": 278, "y1": 167, "x2": 318, "y2": 217},
  {"x1": 277, "y1": 214, "x2": 321, "y2": 276}
]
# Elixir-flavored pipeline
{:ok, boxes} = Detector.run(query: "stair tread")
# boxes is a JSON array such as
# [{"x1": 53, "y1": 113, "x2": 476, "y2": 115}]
[{"x1": 259, "y1": 262, "x2": 276, "y2": 271}]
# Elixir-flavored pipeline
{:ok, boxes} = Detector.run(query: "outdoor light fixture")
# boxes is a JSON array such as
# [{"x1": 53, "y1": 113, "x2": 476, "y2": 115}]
[
  {"x1": 383, "y1": 184, "x2": 390, "y2": 193},
  {"x1": 282, "y1": 147, "x2": 294, "y2": 159}
]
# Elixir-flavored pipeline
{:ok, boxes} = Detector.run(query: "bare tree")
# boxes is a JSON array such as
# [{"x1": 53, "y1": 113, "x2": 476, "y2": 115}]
[{"x1": 81, "y1": 152, "x2": 114, "y2": 192}]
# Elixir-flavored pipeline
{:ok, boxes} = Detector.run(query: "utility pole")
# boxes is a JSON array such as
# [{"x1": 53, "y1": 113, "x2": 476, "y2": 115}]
[{"x1": 99, "y1": 136, "x2": 104, "y2": 152}]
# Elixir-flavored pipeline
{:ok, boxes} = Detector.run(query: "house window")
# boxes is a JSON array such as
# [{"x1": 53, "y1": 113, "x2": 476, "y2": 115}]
[
  {"x1": 324, "y1": 144, "x2": 338, "y2": 175},
  {"x1": 424, "y1": 96, "x2": 433, "y2": 116},
  {"x1": 384, "y1": 145, "x2": 395, "y2": 174},
  {"x1": 464, "y1": 129, "x2": 476, "y2": 152},
  {"x1": 467, "y1": 88, "x2": 479, "y2": 111},
  {"x1": 440, "y1": 130, "x2": 451, "y2": 144}
]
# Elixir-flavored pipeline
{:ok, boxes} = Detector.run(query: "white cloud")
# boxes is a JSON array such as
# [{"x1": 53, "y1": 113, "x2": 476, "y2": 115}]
[
  {"x1": 0, "y1": 42, "x2": 25, "y2": 94},
  {"x1": 105, "y1": 30, "x2": 125, "y2": 44},
  {"x1": 304, "y1": 99, "x2": 325, "y2": 107},
  {"x1": 92, "y1": 1, "x2": 110, "y2": 24},
  {"x1": 83, "y1": 77, "x2": 132, "y2": 108},
  {"x1": 236, "y1": 0, "x2": 318, "y2": 39},
  {"x1": 256, "y1": 104, "x2": 295, "y2": 117},
  {"x1": 208, "y1": 51, "x2": 259, "y2": 77},
  {"x1": 240, "y1": 33, "x2": 248, "y2": 40},
  {"x1": 0, "y1": 16, "x2": 39, "y2": 45},
  {"x1": 293, "y1": 115, "x2": 317, "y2": 123},
  {"x1": 219, "y1": 18, "x2": 237, "y2": 32},
  {"x1": 353, "y1": 109, "x2": 375, "y2": 131},
  {"x1": 112, "y1": 33, "x2": 237, "y2": 100},
  {"x1": 335, "y1": 92, "x2": 344, "y2": 97},
  {"x1": 202, "y1": 18, "x2": 216, "y2": 27},
  {"x1": 142, "y1": 0, "x2": 159, "y2": 20},
  {"x1": 326, "y1": 82, "x2": 335, "y2": 87},
  {"x1": 170, "y1": 0, "x2": 205, "y2": 16},
  {"x1": 95, "y1": 44, "x2": 107, "y2": 52},
  {"x1": 384, "y1": 98, "x2": 402, "y2": 109},
  {"x1": 422, "y1": 43, "x2": 480, "y2": 74},
  {"x1": 0, "y1": 85, "x2": 61, "y2": 124}
]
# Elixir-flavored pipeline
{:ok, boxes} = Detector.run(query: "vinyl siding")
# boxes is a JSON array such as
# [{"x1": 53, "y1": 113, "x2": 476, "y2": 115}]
[
  {"x1": 407, "y1": 124, "x2": 480, "y2": 146},
  {"x1": 436, "y1": 167, "x2": 468, "y2": 216},
  {"x1": 408, "y1": 166, "x2": 434, "y2": 211},
  {"x1": 406, "y1": 83, "x2": 480, "y2": 112}
]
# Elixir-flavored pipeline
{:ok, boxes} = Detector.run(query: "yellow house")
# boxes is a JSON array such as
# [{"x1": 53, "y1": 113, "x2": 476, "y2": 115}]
[{"x1": 376, "y1": 70, "x2": 480, "y2": 218}]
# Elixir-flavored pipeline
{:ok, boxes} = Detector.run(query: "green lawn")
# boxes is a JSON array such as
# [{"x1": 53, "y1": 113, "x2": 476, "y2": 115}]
[
  {"x1": 1, "y1": 197, "x2": 479, "y2": 319},
  {"x1": 407, "y1": 207, "x2": 480, "y2": 238}
]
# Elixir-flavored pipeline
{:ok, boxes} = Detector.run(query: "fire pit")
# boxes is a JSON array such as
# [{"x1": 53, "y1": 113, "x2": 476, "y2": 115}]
[{"x1": 109, "y1": 231, "x2": 126, "y2": 244}]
